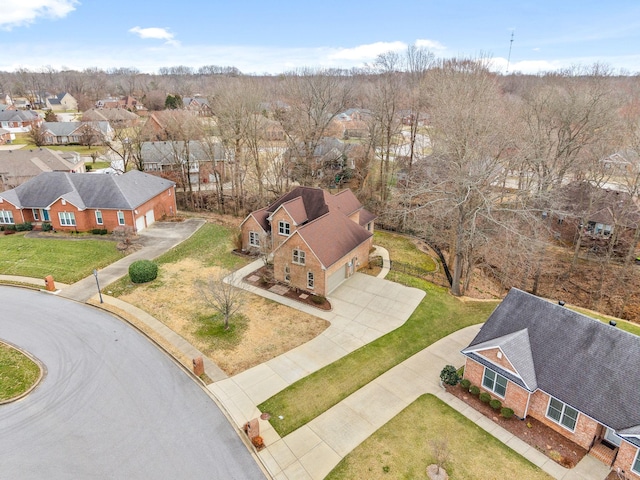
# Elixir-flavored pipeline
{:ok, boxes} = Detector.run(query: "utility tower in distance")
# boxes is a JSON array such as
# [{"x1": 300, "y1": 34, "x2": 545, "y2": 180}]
[{"x1": 506, "y1": 31, "x2": 515, "y2": 74}]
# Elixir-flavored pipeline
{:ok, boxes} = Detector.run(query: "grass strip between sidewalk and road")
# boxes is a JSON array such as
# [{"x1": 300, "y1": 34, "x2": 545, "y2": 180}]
[
  {"x1": 259, "y1": 274, "x2": 498, "y2": 437},
  {"x1": 326, "y1": 393, "x2": 552, "y2": 480},
  {"x1": 0, "y1": 342, "x2": 41, "y2": 402}
]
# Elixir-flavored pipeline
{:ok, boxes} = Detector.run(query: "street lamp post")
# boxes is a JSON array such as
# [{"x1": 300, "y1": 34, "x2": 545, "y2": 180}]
[{"x1": 93, "y1": 269, "x2": 103, "y2": 304}]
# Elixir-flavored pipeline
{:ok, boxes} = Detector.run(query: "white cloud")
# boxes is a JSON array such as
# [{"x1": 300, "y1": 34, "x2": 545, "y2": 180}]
[
  {"x1": 328, "y1": 41, "x2": 407, "y2": 61},
  {"x1": 415, "y1": 39, "x2": 447, "y2": 52},
  {"x1": 129, "y1": 26, "x2": 179, "y2": 46},
  {"x1": 1, "y1": 0, "x2": 78, "y2": 29}
]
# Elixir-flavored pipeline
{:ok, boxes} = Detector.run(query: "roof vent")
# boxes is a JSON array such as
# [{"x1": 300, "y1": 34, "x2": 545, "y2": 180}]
[
  {"x1": 609, "y1": 320, "x2": 617, "y2": 327},
  {"x1": 558, "y1": 300, "x2": 566, "y2": 306}
]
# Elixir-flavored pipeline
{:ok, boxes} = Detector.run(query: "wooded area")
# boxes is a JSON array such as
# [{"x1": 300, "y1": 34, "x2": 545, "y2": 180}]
[{"x1": 3, "y1": 50, "x2": 640, "y2": 319}]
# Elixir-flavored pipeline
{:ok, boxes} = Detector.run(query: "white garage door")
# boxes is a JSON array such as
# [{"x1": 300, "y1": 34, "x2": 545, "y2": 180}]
[
  {"x1": 326, "y1": 266, "x2": 347, "y2": 294},
  {"x1": 145, "y1": 209, "x2": 155, "y2": 227},
  {"x1": 135, "y1": 216, "x2": 145, "y2": 232}
]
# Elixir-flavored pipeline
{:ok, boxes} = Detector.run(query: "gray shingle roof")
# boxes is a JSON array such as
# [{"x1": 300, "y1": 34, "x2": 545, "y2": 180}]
[
  {"x1": 43, "y1": 121, "x2": 111, "y2": 137},
  {"x1": 0, "y1": 170, "x2": 174, "y2": 210},
  {"x1": 464, "y1": 288, "x2": 640, "y2": 433}
]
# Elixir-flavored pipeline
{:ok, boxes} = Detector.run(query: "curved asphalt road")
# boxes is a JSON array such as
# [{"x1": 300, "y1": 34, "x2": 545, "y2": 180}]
[{"x1": 0, "y1": 287, "x2": 265, "y2": 479}]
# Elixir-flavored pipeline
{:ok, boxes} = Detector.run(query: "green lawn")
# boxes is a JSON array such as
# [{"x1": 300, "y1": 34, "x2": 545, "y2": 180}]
[
  {"x1": 106, "y1": 222, "x2": 247, "y2": 296},
  {"x1": 0, "y1": 232, "x2": 124, "y2": 284},
  {"x1": 0, "y1": 343, "x2": 41, "y2": 402},
  {"x1": 570, "y1": 306, "x2": 640, "y2": 336},
  {"x1": 259, "y1": 273, "x2": 498, "y2": 436},
  {"x1": 374, "y1": 230, "x2": 437, "y2": 271},
  {"x1": 326, "y1": 394, "x2": 551, "y2": 480}
]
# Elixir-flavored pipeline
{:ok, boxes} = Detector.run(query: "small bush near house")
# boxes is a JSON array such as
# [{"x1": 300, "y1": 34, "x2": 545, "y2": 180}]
[
  {"x1": 15, "y1": 222, "x2": 33, "y2": 232},
  {"x1": 311, "y1": 294, "x2": 326, "y2": 305},
  {"x1": 501, "y1": 407, "x2": 514, "y2": 419},
  {"x1": 490, "y1": 399, "x2": 502, "y2": 410},
  {"x1": 129, "y1": 260, "x2": 158, "y2": 283},
  {"x1": 41, "y1": 222, "x2": 53, "y2": 232},
  {"x1": 469, "y1": 385, "x2": 480, "y2": 396},
  {"x1": 91, "y1": 228, "x2": 108, "y2": 235},
  {"x1": 460, "y1": 378, "x2": 471, "y2": 390},
  {"x1": 479, "y1": 392, "x2": 491, "y2": 403},
  {"x1": 439, "y1": 364, "x2": 460, "y2": 386}
]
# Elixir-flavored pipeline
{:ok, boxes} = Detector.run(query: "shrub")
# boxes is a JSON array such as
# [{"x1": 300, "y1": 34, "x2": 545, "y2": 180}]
[
  {"x1": 439, "y1": 365, "x2": 460, "y2": 386},
  {"x1": 460, "y1": 378, "x2": 471, "y2": 390},
  {"x1": 479, "y1": 392, "x2": 491, "y2": 403},
  {"x1": 41, "y1": 222, "x2": 53, "y2": 232},
  {"x1": 469, "y1": 385, "x2": 480, "y2": 396},
  {"x1": 501, "y1": 407, "x2": 515, "y2": 419},
  {"x1": 129, "y1": 260, "x2": 158, "y2": 283},
  {"x1": 490, "y1": 399, "x2": 502, "y2": 410},
  {"x1": 15, "y1": 222, "x2": 33, "y2": 232},
  {"x1": 311, "y1": 294, "x2": 326, "y2": 305},
  {"x1": 91, "y1": 228, "x2": 108, "y2": 235}
]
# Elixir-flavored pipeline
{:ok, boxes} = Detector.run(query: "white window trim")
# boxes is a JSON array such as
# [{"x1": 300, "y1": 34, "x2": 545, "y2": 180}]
[
  {"x1": 278, "y1": 220, "x2": 290, "y2": 236},
  {"x1": 117, "y1": 211, "x2": 125, "y2": 226},
  {"x1": 482, "y1": 367, "x2": 507, "y2": 398},
  {"x1": 307, "y1": 271, "x2": 315, "y2": 289},
  {"x1": 545, "y1": 396, "x2": 579, "y2": 432},
  {"x1": 0, "y1": 210, "x2": 14, "y2": 224},
  {"x1": 632, "y1": 448, "x2": 640, "y2": 475},
  {"x1": 292, "y1": 248, "x2": 306, "y2": 265},
  {"x1": 249, "y1": 231, "x2": 260, "y2": 247},
  {"x1": 95, "y1": 210, "x2": 103, "y2": 225},
  {"x1": 32, "y1": 209, "x2": 40, "y2": 221},
  {"x1": 58, "y1": 211, "x2": 76, "y2": 226}
]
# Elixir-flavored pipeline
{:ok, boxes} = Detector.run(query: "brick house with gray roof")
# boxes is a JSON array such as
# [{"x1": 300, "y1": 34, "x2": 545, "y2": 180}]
[
  {"x1": 461, "y1": 288, "x2": 640, "y2": 477},
  {"x1": 0, "y1": 170, "x2": 176, "y2": 232},
  {"x1": 240, "y1": 186, "x2": 376, "y2": 296}
]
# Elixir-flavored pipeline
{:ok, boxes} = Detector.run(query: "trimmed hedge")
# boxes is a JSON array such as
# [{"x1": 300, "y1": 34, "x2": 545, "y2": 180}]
[
  {"x1": 460, "y1": 378, "x2": 471, "y2": 390},
  {"x1": 440, "y1": 365, "x2": 460, "y2": 386},
  {"x1": 479, "y1": 392, "x2": 491, "y2": 403},
  {"x1": 490, "y1": 398, "x2": 502, "y2": 410},
  {"x1": 129, "y1": 260, "x2": 158, "y2": 283},
  {"x1": 41, "y1": 222, "x2": 53, "y2": 232},
  {"x1": 469, "y1": 385, "x2": 480, "y2": 396},
  {"x1": 91, "y1": 228, "x2": 108, "y2": 235},
  {"x1": 501, "y1": 407, "x2": 515, "y2": 419},
  {"x1": 15, "y1": 222, "x2": 33, "y2": 232}
]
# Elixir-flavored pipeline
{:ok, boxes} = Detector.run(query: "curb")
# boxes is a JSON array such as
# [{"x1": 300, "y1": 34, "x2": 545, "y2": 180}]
[{"x1": 0, "y1": 338, "x2": 47, "y2": 405}]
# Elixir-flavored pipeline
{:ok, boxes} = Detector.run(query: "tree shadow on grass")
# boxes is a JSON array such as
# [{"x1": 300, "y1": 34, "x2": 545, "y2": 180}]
[{"x1": 194, "y1": 313, "x2": 249, "y2": 351}]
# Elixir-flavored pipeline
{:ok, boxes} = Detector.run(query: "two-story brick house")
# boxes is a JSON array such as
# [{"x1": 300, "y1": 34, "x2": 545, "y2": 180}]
[
  {"x1": 461, "y1": 288, "x2": 640, "y2": 477},
  {"x1": 0, "y1": 170, "x2": 176, "y2": 232},
  {"x1": 240, "y1": 186, "x2": 376, "y2": 296}
]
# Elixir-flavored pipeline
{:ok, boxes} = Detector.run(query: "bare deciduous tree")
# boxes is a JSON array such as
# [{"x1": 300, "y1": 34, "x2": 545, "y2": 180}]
[{"x1": 195, "y1": 272, "x2": 245, "y2": 330}]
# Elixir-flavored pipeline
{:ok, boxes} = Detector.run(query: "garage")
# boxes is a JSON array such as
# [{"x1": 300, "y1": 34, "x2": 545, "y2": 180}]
[
  {"x1": 135, "y1": 216, "x2": 145, "y2": 232},
  {"x1": 145, "y1": 209, "x2": 155, "y2": 227},
  {"x1": 326, "y1": 265, "x2": 347, "y2": 294}
]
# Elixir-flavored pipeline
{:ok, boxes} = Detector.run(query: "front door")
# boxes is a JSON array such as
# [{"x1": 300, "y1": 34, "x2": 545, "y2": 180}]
[
  {"x1": 41, "y1": 209, "x2": 50, "y2": 221},
  {"x1": 604, "y1": 427, "x2": 622, "y2": 447}
]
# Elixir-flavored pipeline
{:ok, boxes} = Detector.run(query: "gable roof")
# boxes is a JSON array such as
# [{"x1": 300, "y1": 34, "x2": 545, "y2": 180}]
[
  {"x1": 0, "y1": 170, "x2": 174, "y2": 210},
  {"x1": 464, "y1": 288, "x2": 640, "y2": 434},
  {"x1": 42, "y1": 121, "x2": 112, "y2": 137},
  {"x1": 0, "y1": 110, "x2": 40, "y2": 122},
  {"x1": 0, "y1": 148, "x2": 81, "y2": 189}
]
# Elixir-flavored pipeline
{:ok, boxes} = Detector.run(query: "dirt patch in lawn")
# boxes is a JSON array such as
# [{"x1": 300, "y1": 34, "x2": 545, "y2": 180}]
[
  {"x1": 117, "y1": 258, "x2": 329, "y2": 376},
  {"x1": 446, "y1": 384, "x2": 587, "y2": 468}
]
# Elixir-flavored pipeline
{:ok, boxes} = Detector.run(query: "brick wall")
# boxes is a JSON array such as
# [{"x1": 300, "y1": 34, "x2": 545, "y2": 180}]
[
  {"x1": 241, "y1": 216, "x2": 265, "y2": 252},
  {"x1": 613, "y1": 441, "x2": 640, "y2": 479},
  {"x1": 270, "y1": 209, "x2": 295, "y2": 249},
  {"x1": 463, "y1": 358, "x2": 530, "y2": 418},
  {"x1": 527, "y1": 390, "x2": 600, "y2": 450},
  {"x1": 273, "y1": 233, "x2": 324, "y2": 293}
]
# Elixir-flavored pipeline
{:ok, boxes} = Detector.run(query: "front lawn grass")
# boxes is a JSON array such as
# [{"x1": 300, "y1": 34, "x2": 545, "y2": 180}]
[
  {"x1": 374, "y1": 230, "x2": 437, "y2": 271},
  {"x1": 326, "y1": 394, "x2": 551, "y2": 480},
  {"x1": 194, "y1": 313, "x2": 249, "y2": 350},
  {"x1": 0, "y1": 232, "x2": 124, "y2": 283},
  {"x1": 259, "y1": 274, "x2": 498, "y2": 436},
  {"x1": 0, "y1": 343, "x2": 40, "y2": 402},
  {"x1": 106, "y1": 222, "x2": 246, "y2": 296}
]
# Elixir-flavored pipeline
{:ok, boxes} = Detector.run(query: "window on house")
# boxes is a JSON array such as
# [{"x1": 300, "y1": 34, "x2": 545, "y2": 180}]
[
  {"x1": 249, "y1": 231, "x2": 260, "y2": 247},
  {"x1": 117, "y1": 211, "x2": 125, "y2": 226},
  {"x1": 0, "y1": 210, "x2": 14, "y2": 224},
  {"x1": 32, "y1": 209, "x2": 39, "y2": 221},
  {"x1": 632, "y1": 449, "x2": 640, "y2": 475},
  {"x1": 307, "y1": 271, "x2": 314, "y2": 289},
  {"x1": 546, "y1": 397, "x2": 579, "y2": 431},
  {"x1": 58, "y1": 212, "x2": 76, "y2": 226},
  {"x1": 292, "y1": 248, "x2": 305, "y2": 265},
  {"x1": 278, "y1": 221, "x2": 290, "y2": 236},
  {"x1": 95, "y1": 210, "x2": 103, "y2": 225},
  {"x1": 482, "y1": 368, "x2": 507, "y2": 397},
  {"x1": 284, "y1": 265, "x2": 291, "y2": 282}
]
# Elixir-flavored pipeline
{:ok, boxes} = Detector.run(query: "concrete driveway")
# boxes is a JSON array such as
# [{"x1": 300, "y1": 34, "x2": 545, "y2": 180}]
[{"x1": 0, "y1": 286, "x2": 265, "y2": 479}]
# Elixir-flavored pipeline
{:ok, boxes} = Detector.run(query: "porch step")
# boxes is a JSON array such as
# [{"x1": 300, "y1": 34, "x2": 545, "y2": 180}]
[{"x1": 589, "y1": 442, "x2": 616, "y2": 466}]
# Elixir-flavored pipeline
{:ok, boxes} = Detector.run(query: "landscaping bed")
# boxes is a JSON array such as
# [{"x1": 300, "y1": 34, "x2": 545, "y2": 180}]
[{"x1": 446, "y1": 384, "x2": 587, "y2": 468}]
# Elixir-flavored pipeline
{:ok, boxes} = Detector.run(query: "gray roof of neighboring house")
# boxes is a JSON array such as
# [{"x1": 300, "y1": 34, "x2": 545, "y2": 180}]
[
  {"x1": 0, "y1": 148, "x2": 81, "y2": 188},
  {"x1": 463, "y1": 288, "x2": 640, "y2": 434},
  {"x1": 0, "y1": 110, "x2": 39, "y2": 122},
  {"x1": 141, "y1": 140, "x2": 225, "y2": 165},
  {"x1": 43, "y1": 121, "x2": 112, "y2": 137},
  {"x1": 0, "y1": 170, "x2": 174, "y2": 210}
]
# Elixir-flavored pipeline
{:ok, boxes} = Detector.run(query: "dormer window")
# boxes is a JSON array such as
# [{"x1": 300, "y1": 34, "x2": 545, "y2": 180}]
[{"x1": 278, "y1": 220, "x2": 290, "y2": 236}]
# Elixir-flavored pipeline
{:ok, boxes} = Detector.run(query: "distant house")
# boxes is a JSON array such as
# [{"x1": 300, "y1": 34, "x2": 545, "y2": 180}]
[
  {"x1": 96, "y1": 96, "x2": 144, "y2": 111},
  {"x1": 286, "y1": 137, "x2": 354, "y2": 182},
  {"x1": 240, "y1": 186, "x2": 376, "y2": 296},
  {"x1": 461, "y1": 288, "x2": 640, "y2": 476},
  {"x1": 0, "y1": 110, "x2": 42, "y2": 139},
  {"x1": 82, "y1": 108, "x2": 139, "y2": 128},
  {"x1": 182, "y1": 96, "x2": 212, "y2": 116},
  {"x1": 41, "y1": 121, "x2": 114, "y2": 145},
  {"x1": 0, "y1": 148, "x2": 85, "y2": 191},
  {"x1": 46, "y1": 93, "x2": 78, "y2": 112},
  {"x1": 0, "y1": 128, "x2": 11, "y2": 145},
  {"x1": 0, "y1": 170, "x2": 176, "y2": 232},
  {"x1": 330, "y1": 108, "x2": 371, "y2": 139}
]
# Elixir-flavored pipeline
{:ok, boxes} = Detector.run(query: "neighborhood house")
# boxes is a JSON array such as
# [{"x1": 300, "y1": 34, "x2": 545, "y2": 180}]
[
  {"x1": 0, "y1": 170, "x2": 176, "y2": 232},
  {"x1": 461, "y1": 288, "x2": 640, "y2": 478},
  {"x1": 241, "y1": 186, "x2": 376, "y2": 296}
]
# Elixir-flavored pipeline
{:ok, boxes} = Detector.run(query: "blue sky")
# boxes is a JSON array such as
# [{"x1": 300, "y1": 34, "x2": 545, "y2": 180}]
[{"x1": 2, "y1": 0, "x2": 640, "y2": 75}]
